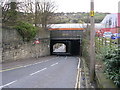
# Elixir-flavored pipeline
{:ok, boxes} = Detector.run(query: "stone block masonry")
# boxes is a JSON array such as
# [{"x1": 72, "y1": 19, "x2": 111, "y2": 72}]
[{"x1": 2, "y1": 27, "x2": 50, "y2": 63}]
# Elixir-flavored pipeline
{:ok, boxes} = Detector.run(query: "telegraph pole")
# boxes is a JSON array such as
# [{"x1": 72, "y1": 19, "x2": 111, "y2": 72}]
[
  {"x1": 90, "y1": 0, "x2": 95, "y2": 83},
  {"x1": 118, "y1": 1, "x2": 120, "y2": 49}
]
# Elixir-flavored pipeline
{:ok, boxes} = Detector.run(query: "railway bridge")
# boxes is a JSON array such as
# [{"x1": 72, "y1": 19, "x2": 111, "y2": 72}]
[{"x1": 49, "y1": 24, "x2": 85, "y2": 56}]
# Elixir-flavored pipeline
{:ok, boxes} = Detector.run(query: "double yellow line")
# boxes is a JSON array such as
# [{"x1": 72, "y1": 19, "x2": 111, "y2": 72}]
[{"x1": 75, "y1": 57, "x2": 81, "y2": 89}]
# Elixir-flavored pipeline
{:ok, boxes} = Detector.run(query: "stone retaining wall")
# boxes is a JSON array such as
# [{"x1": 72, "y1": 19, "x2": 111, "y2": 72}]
[
  {"x1": 95, "y1": 71, "x2": 117, "y2": 88},
  {"x1": 0, "y1": 27, "x2": 2, "y2": 63},
  {"x1": 2, "y1": 28, "x2": 50, "y2": 63}
]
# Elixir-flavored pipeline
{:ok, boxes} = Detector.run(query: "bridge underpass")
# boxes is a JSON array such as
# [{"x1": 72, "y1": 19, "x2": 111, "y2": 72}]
[
  {"x1": 50, "y1": 39, "x2": 81, "y2": 55},
  {"x1": 1, "y1": 24, "x2": 87, "y2": 88},
  {"x1": 49, "y1": 24, "x2": 84, "y2": 56}
]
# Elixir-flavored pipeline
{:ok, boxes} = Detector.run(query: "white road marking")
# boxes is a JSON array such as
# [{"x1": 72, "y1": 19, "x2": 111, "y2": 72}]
[
  {"x1": 25, "y1": 57, "x2": 59, "y2": 67},
  {"x1": 1, "y1": 57, "x2": 59, "y2": 72},
  {"x1": 32, "y1": 61, "x2": 43, "y2": 65},
  {"x1": 30, "y1": 68, "x2": 47, "y2": 76},
  {"x1": 23, "y1": 64, "x2": 32, "y2": 67},
  {"x1": 0, "y1": 80, "x2": 17, "y2": 88},
  {"x1": 51, "y1": 62, "x2": 58, "y2": 67}
]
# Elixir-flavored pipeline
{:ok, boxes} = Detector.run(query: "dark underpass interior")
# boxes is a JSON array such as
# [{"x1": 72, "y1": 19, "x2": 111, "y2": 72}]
[{"x1": 50, "y1": 39, "x2": 81, "y2": 56}]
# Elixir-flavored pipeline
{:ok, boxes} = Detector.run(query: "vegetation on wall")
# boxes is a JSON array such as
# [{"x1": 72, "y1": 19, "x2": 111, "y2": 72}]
[
  {"x1": 15, "y1": 21, "x2": 37, "y2": 42},
  {"x1": 82, "y1": 25, "x2": 91, "y2": 66},
  {"x1": 95, "y1": 37, "x2": 120, "y2": 87},
  {"x1": 103, "y1": 48, "x2": 120, "y2": 87}
]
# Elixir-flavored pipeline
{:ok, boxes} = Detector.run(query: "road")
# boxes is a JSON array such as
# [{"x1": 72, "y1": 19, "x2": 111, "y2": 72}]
[
  {"x1": 53, "y1": 44, "x2": 66, "y2": 52},
  {"x1": 1, "y1": 56, "x2": 79, "y2": 88}
]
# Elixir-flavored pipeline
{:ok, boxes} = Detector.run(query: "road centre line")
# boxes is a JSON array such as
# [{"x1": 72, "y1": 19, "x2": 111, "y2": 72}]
[
  {"x1": 0, "y1": 80, "x2": 17, "y2": 89},
  {"x1": 23, "y1": 64, "x2": 33, "y2": 67},
  {"x1": 30, "y1": 68, "x2": 47, "y2": 76},
  {"x1": 50, "y1": 62, "x2": 58, "y2": 67},
  {"x1": 23, "y1": 57, "x2": 59, "y2": 67},
  {"x1": 0, "y1": 57, "x2": 59, "y2": 72}
]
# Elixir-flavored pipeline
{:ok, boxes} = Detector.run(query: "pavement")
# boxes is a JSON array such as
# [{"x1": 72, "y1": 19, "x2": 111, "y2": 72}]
[{"x1": 0, "y1": 56, "x2": 79, "y2": 88}]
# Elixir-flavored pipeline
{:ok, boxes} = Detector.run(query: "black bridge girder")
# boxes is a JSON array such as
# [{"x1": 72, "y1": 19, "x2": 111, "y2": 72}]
[{"x1": 50, "y1": 39, "x2": 81, "y2": 56}]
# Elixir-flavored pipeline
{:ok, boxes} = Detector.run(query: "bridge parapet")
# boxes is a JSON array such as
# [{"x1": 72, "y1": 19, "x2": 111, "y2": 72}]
[{"x1": 50, "y1": 30, "x2": 83, "y2": 39}]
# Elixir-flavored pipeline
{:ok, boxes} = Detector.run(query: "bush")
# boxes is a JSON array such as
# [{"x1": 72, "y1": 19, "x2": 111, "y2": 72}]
[
  {"x1": 103, "y1": 48, "x2": 120, "y2": 87},
  {"x1": 15, "y1": 21, "x2": 37, "y2": 42},
  {"x1": 96, "y1": 46, "x2": 111, "y2": 61}
]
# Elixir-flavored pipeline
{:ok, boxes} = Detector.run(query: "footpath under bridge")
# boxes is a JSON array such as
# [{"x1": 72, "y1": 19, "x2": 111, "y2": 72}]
[{"x1": 49, "y1": 24, "x2": 85, "y2": 56}]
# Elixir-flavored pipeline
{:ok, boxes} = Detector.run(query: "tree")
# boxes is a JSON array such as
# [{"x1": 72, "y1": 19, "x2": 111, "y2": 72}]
[
  {"x1": 17, "y1": 0, "x2": 35, "y2": 24},
  {"x1": 1, "y1": 0, "x2": 36, "y2": 25},
  {"x1": 2, "y1": 0, "x2": 18, "y2": 26},
  {"x1": 1, "y1": 0, "x2": 56, "y2": 31},
  {"x1": 35, "y1": 0, "x2": 56, "y2": 30},
  {"x1": 15, "y1": 21, "x2": 37, "y2": 42}
]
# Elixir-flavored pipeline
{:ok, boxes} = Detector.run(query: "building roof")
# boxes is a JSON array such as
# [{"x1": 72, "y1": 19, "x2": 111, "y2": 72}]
[
  {"x1": 49, "y1": 23, "x2": 102, "y2": 30},
  {"x1": 101, "y1": 13, "x2": 118, "y2": 28}
]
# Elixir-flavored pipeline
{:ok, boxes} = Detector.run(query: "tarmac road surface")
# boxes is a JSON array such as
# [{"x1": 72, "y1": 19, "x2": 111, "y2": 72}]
[{"x1": 1, "y1": 56, "x2": 79, "y2": 88}]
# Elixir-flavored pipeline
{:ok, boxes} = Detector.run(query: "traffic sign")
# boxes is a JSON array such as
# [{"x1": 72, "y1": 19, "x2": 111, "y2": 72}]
[
  {"x1": 33, "y1": 40, "x2": 40, "y2": 44},
  {"x1": 90, "y1": 11, "x2": 94, "y2": 17}
]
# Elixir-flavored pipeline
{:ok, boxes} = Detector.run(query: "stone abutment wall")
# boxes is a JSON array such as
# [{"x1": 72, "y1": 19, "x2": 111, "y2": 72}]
[{"x1": 2, "y1": 28, "x2": 50, "y2": 63}]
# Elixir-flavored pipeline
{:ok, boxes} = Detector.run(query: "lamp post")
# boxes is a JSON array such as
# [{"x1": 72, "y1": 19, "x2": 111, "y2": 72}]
[{"x1": 90, "y1": 0, "x2": 95, "y2": 83}]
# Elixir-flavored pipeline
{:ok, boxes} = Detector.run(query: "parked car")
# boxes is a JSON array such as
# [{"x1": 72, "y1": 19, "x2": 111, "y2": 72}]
[
  {"x1": 111, "y1": 33, "x2": 120, "y2": 39},
  {"x1": 103, "y1": 32, "x2": 113, "y2": 38}
]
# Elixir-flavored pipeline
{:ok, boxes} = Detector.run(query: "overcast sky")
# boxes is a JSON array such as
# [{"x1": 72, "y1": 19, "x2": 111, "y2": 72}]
[
  {"x1": 1, "y1": 0, "x2": 120, "y2": 13},
  {"x1": 52, "y1": 0, "x2": 120, "y2": 13}
]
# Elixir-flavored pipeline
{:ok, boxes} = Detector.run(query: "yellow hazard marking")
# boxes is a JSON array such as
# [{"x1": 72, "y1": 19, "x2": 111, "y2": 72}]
[
  {"x1": 0, "y1": 66, "x2": 23, "y2": 72},
  {"x1": 90, "y1": 11, "x2": 94, "y2": 16}
]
